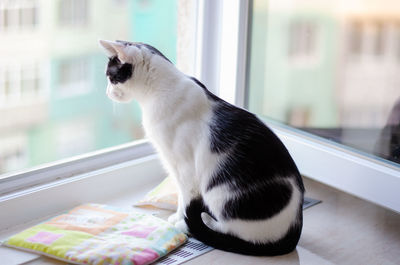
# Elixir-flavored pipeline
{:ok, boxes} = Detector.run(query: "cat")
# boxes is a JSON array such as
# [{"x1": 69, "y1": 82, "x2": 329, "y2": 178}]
[{"x1": 99, "y1": 39, "x2": 305, "y2": 256}]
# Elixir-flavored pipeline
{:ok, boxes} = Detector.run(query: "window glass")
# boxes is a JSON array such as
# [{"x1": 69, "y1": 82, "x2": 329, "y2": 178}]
[
  {"x1": 0, "y1": 0, "x2": 190, "y2": 175},
  {"x1": 248, "y1": 0, "x2": 400, "y2": 166}
]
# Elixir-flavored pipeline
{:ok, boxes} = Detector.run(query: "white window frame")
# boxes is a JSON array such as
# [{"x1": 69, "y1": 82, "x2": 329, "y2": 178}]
[{"x1": 212, "y1": 0, "x2": 400, "y2": 212}]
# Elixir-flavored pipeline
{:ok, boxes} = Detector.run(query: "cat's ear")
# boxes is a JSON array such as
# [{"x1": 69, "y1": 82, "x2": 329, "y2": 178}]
[
  {"x1": 98, "y1": 40, "x2": 130, "y2": 63},
  {"x1": 99, "y1": 39, "x2": 119, "y2": 57}
]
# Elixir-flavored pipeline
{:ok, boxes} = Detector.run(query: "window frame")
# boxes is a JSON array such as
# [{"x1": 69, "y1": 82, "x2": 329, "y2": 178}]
[
  {"x1": 1, "y1": 0, "x2": 399, "y2": 214},
  {"x1": 0, "y1": 1, "x2": 184, "y2": 196},
  {"x1": 216, "y1": 0, "x2": 400, "y2": 212},
  {"x1": 0, "y1": 0, "x2": 203, "y2": 197}
]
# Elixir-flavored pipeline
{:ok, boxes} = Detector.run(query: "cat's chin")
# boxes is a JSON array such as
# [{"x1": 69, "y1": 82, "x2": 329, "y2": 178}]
[
  {"x1": 107, "y1": 91, "x2": 132, "y2": 103},
  {"x1": 108, "y1": 96, "x2": 133, "y2": 104},
  {"x1": 107, "y1": 88, "x2": 133, "y2": 103}
]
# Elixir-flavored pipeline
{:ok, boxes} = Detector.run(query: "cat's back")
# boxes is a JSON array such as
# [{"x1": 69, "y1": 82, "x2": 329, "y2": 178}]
[
  {"x1": 210, "y1": 98, "x2": 302, "y2": 180},
  {"x1": 188, "y1": 76, "x2": 303, "y2": 187}
]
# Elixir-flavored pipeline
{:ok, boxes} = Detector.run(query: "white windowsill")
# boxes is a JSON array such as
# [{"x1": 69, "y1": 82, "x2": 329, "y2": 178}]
[
  {"x1": 0, "y1": 154, "x2": 168, "y2": 264},
  {"x1": 0, "y1": 153, "x2": 399, "y2": 265},
  {"x1": 0, "y1": 154, "x2": 165, "y2": 235}
]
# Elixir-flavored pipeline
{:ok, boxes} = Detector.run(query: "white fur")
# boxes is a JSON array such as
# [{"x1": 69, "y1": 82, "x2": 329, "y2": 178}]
[{"x1": 99, "y1": 40, "x2": 301, "y2": 243}]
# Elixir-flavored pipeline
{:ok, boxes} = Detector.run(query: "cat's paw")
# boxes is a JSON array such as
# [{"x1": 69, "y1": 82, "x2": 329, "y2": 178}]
[
  {"x1": 175, "y1": 219, "x2": 189, "y2": 234},
  {"x1": 168, "y1": 212, "x2": 181, "y2": 224}
]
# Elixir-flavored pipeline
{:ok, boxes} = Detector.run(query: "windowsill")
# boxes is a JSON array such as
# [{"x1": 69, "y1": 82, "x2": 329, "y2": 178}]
[
  {"x1": 1, "y1": 156, "x2": 399, "y2": 265},
  {"x1": 0, "y1": 180, "x2": 168, "y2": 265},
  {"x1": 0, "y1": 154, "x2": 168, "y2": 264},
  {"x1": 0, "y1": 154, "x2": 162, "y2": 233}
]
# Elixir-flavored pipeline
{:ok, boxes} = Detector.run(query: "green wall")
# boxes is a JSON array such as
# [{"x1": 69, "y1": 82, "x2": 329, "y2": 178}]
[
  {"x1": 130, "y1": 0, "x2": 177, "y2": 63},
  {"x1": 248, "y1": 10, "x2": 339, "y2": 127},
  {"x1": 26, "y1": 1, "x2": 177, "y2": 166}
]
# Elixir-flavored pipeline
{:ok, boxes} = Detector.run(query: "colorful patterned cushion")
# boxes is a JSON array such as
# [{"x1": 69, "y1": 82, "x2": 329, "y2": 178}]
[
  {"x1": 3, "y1": 203, "x2": 187, "y2": 265},
  {"x1": 135, "y1": 176, "x2": 178, "y2": 211}
]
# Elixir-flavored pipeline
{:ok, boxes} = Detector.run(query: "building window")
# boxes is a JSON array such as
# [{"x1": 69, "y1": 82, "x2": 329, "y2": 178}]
[
  {"x1": 248, "y1": 0, "x2": 400, "y2": 166},
  {"x1": 59, "y1": 0, "x2": 88, "y2": 27},
  {"x1": 0, "y1": 63, "x2": 43, "y2": 104},
  {"x1": 348, "y1": 20, "x2": 388, "y2": 59},
  {"x1": 58, "y1": 57, "x2": 91, "y2": 98},
  {"x1": 56, "y1": 119, "x2": 95, "y2": 159},
  {"x1": 348, "y1": 21, "x2": 363, "y2": 56},
  {"x1": 288, "y1": 20, "x2": 318, "y2": 61},
  {"x1": 21, "y1": 63, "x2": 42, "y2": 99},
  {"x1": 374, "y1": 22, "x2": 385, "y2": 56},
  {"x1": 0, "y1": 134, "x2": 28, "y2": 173},
  {"x1": 0, "y1": 0, "x2": 38, "y2": 31},
  {"x1": 396, "y1": 23, "x2": 400, "y2": 61}
]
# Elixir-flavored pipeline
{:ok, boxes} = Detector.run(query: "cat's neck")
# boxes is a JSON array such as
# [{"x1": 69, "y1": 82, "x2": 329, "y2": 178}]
[
  {"x1": 137, "y1": 72, "x2": 211, "y2": 130},
  {"x1": 135, "y1": 67, "x2": 187, "y2": 110},
  {"x1": 132, "y1": 65, "x2": 181, "y2": 107}
]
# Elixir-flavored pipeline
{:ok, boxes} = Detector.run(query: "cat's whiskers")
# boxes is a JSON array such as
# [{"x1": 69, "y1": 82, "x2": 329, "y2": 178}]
[{"x1": 113, "y1": 101, "x2": 118, "y2": 115}]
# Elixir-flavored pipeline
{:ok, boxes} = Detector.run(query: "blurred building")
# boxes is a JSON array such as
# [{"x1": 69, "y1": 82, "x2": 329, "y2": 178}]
[
  {"x1": 249, "y1": 0, "x2": 400, "y2": 130},
  {"x1": 0, "y1": 0, "x2": 177, "y2": 174},
  {"x1": 340, "y1": 1, "x2": 400, "y2": 128}
]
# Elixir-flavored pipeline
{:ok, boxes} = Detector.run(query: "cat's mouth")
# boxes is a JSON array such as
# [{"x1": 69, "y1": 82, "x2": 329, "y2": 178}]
[{"x1": 111, "y1": 89, "x2": 124, "y2": 99}]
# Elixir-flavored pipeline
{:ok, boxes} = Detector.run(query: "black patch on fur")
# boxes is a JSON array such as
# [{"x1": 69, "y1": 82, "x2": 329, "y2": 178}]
[
  {"x1": 185, "y1": 197, "x2": 303, "y2": 256},
  {"x1": 193, "y1": 86, "x2": 305, "y2": 221},
  {"x1": 206, "y1": 101, "x2": 304, "y2": 190},
  {"x1": 185, "y1": 75, "x2": 305, "y2": 254},
  {"x1": 106, "y1": 56, "x2": 133, "y2": 84},
  {"x1": 116, "y1": 40, "x2": 172, "y2": 63},
  {"x1": 188, "y1": 75, "x2": 304, "y2": 203},
  {"x1": 223, "y1": 182, "x2": 293, "y2": 220}
]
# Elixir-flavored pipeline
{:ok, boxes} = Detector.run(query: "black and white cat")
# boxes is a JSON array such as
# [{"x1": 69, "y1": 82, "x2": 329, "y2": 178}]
[{"x1": 99, "y1": 40, "x2": 305, "y2": 256}]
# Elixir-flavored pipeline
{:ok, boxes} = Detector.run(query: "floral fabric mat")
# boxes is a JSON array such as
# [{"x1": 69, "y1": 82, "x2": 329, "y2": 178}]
[{"x1": 2, "y1": 203, "x2": 187, "y2": 265}]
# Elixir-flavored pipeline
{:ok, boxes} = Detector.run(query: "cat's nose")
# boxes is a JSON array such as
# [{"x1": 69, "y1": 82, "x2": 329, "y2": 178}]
[{"x1": 113, "y1": 90, "x2": 124, "y2": 98}]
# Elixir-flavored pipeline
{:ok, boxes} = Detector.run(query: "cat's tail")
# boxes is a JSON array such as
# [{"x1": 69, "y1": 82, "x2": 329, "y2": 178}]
[{"x1": 184, "y1": 197, "x2": 302, "y2": 256}]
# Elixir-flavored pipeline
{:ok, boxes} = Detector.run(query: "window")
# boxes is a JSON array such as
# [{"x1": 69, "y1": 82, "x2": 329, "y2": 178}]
[
  {"x1": 56, "y1": 118, "x2": 95, "y2": 159},
  {"x1": 0, "y1": 62, "x2": 43, "y2": 104},
  {"x1": 57, "y1": 57, "x2": 91, "y2": 98},
  {"x1": 0, "y1": 0, "x2": 38, "y2": 31},
  {"x1": 0, "y1": 134, "x2": 28, "y2": 173},
  {"x1": 248, "y1": 0, "x2": 400, "y2": 166},
  {"x1": 245, "y1": 0, "x2": 400, "y2": 211},
  {"x1": 0, "y1": 0, "x2": 194, "y2": 180},
  {"x1": 348, "y1": 21, "x2": 363, "y2": 57},
  {"x1": 288, "y1": 20, "x2": 318, "y2": 62},
  {"x1": 59, "y1": 0, "x2": 88, "y2": 26}
]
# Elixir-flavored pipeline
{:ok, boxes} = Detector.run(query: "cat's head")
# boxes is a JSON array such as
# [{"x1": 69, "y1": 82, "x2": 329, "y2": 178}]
[{"x1": 99, "y1": 39, "x2": 171, "y2": 103}]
